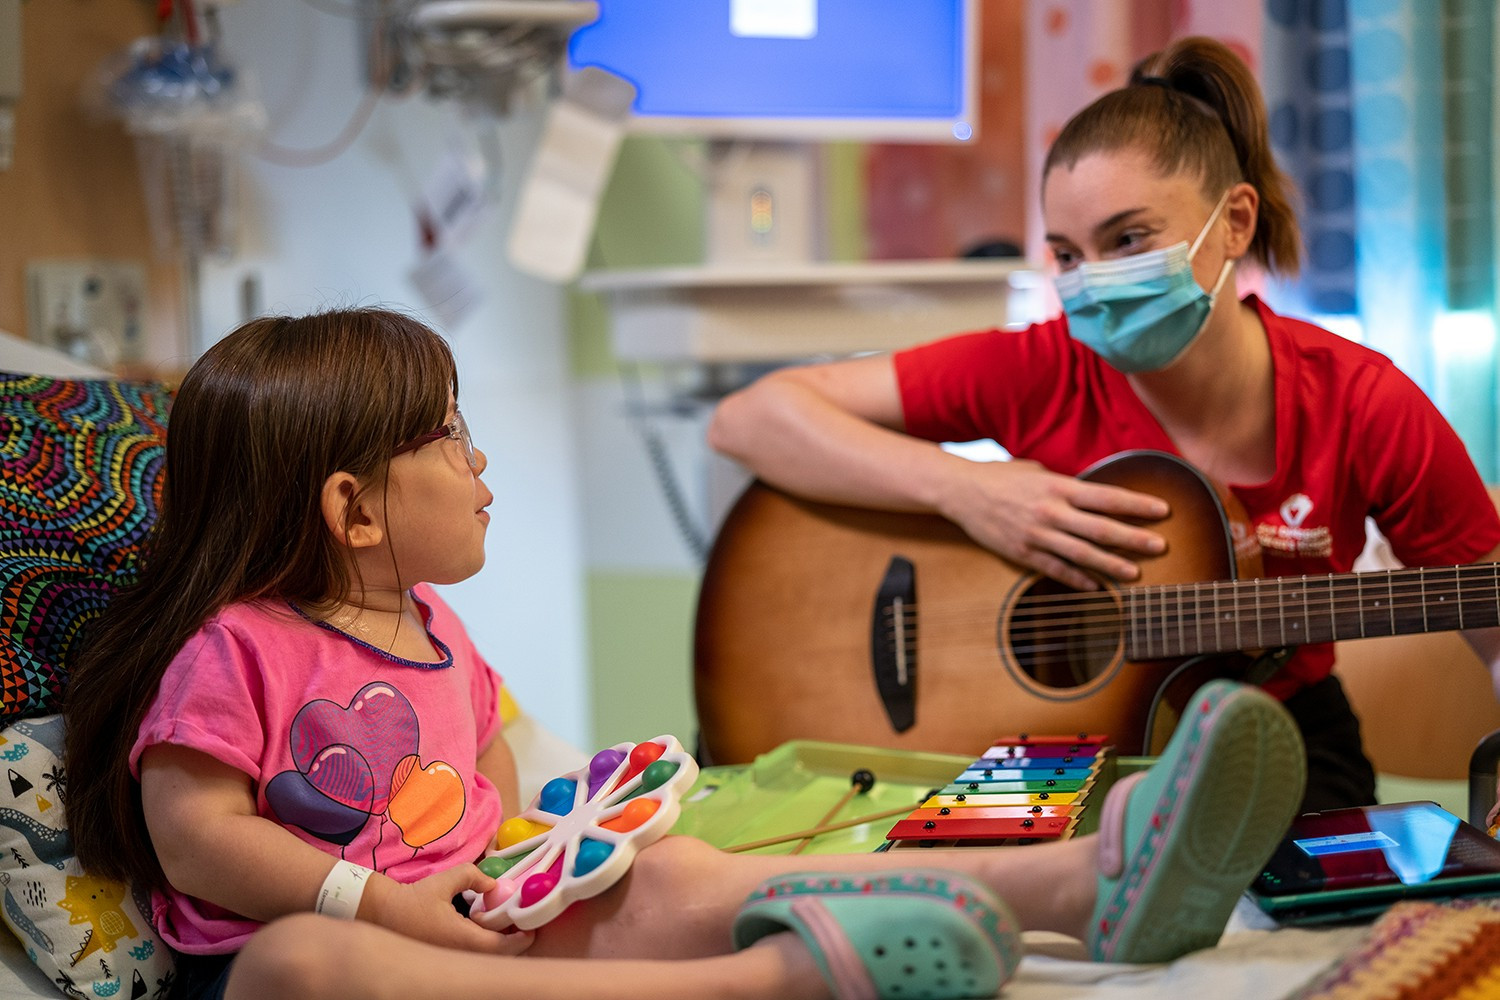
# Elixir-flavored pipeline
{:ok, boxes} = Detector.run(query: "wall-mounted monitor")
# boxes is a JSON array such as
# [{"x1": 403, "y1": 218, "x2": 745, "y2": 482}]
[{"x1": 567, "y1": 0, "x2": 978, "y2": 145}]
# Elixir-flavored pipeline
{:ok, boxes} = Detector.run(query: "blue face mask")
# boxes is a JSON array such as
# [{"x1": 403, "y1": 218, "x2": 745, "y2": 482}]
[{"x1": 1053, "y1": 192, "x2": 1233, "y2": 374}]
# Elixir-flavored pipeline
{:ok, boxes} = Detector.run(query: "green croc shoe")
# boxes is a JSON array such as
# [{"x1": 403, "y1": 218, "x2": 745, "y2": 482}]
[
  {"x1": 732, "y1": 869, "x2": 1021, "y2": 1000},
  {"x1": 1089, "y1": 678, "x2": 1306, "y2": 964}
]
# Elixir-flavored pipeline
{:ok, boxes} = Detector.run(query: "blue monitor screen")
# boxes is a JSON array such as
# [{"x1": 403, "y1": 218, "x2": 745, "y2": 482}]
[{"x1": 567, "y1": 0, "x2": 976, "y2": 141}]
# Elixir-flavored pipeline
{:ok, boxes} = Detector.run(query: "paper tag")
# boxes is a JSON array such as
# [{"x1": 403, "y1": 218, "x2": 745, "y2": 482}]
[
  {"x1": 419, "y1": 142, "x2": 489, "y2": 251},
  {"x1": 409, "y1": 248, "x2": 481, "y2": 330}
]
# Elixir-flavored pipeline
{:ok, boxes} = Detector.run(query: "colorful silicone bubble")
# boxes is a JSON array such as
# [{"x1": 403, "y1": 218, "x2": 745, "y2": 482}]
[{"x1": 465, "y1": 734, "x2": 699, "y2": 931}]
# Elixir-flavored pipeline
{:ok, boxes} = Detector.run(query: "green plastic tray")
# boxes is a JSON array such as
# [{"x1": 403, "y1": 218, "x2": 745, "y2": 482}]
[
  {"x1": 671, "y1": 741, "x2": 1139, "y2": 854},
  {"x1": 671, "y1": 740, "x2": 998, "y2": 854}
]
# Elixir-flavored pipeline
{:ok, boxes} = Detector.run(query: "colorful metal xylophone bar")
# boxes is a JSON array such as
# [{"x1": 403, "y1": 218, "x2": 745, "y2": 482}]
[{"x1": 884, "y1": 733, "x2": 1115, "y2": 848}]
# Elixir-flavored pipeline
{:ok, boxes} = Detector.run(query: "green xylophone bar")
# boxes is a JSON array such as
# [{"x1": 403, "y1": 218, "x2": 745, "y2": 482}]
[{"x1": 921, "y1": 790, "x2": 1082, "y2": 809}]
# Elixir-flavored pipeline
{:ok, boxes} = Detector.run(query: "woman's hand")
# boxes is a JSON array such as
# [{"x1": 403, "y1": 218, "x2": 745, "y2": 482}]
[
  {"x1": 939, "y1": 459, "x2": 1169, "y2": 591},
  {"x1": 361, "y1": 864, "x2": 535, "y2": 956}
]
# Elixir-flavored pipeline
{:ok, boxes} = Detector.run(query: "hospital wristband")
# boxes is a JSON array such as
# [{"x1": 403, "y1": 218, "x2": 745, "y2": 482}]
[{"x1": 315, "y1": 860, "x2": 373, "y2": 920}]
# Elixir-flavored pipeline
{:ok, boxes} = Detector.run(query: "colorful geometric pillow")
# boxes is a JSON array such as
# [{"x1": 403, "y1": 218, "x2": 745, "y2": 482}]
[
  {"x1": 0, "y1": 714, "x2": 174, "y2": 998},
  {"x1": 0, "y1": 374, "x2": 170, "y2": 723}
]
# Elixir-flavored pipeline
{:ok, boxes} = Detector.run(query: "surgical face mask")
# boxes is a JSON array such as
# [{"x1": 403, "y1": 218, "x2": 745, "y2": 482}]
[{"x1": 1053, "y1": 191, "x2": 1234, "y2": 374}]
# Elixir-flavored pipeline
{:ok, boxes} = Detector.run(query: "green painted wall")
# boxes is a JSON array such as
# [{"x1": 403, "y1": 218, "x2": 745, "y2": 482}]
[
  {"x1": 573, "y1": 137, "x2": 705, "y2": 748},
  {"x1": 586, "y1": 572, "x2": 701, "y2": 748},
  {"x1": 824, "y1": 141, "x2": 868, "y2": 262},
  {"x1": 569, "y1": 137, "x2": 707, "y2": 380}
]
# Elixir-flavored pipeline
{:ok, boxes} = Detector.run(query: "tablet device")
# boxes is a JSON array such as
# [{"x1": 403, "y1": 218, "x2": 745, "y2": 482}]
[{"x1": 1248, "y1": 801, "x2": 1500, "y2": 925}]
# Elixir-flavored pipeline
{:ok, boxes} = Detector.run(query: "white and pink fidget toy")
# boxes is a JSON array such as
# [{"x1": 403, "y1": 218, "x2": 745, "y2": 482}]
[{"x1": 466, "y1": 735, "x2": 699, "y2": 930}]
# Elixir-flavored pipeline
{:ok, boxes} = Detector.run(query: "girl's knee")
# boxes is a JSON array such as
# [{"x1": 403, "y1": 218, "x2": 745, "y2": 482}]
[
  {"x1": 230, "y1": 914, "x2": 358, "y2": 999},
  {"x1": 633, "y1": 835, "x2": 719, "y2": 886},
  {"x1": 623, "y1": 834, "x2": 735, "y2": 906}
]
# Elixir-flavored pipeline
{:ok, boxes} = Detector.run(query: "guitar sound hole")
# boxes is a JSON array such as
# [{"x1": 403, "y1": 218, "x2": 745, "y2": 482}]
[{"x1": 1004, "y1": 578, "x2": 1122, "y2": 690}]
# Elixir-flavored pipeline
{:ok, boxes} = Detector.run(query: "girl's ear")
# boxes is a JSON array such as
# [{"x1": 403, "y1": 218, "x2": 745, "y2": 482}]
[{"x1": 320, "y1": 472, "x2": 384, "y2": 549}]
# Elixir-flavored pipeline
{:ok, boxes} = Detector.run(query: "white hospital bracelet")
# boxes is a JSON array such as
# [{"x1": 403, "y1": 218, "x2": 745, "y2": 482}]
[{"x1": 315, "y1": 860, "x2": 373, "y2": 920}]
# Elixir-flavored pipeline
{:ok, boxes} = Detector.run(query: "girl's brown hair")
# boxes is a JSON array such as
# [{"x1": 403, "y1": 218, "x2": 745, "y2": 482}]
[
  {"x1": 64, "y1": 307, "x2": 458, "y2": 889},
  {"x1": 1043, "y1": 36, "x2": 1302, "y2": 277}
]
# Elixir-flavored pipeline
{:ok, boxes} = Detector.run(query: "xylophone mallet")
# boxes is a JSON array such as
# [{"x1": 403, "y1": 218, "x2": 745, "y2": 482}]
[{"x1": 789, "y1": 769, "x2": 876, "y2": 855}]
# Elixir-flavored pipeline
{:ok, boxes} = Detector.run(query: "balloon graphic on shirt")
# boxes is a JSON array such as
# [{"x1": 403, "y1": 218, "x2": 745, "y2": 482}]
[
  {"x1": 288, "y1": 683, "x2": 419, "y2": 813},
  {"x1": 387, "y1": 755, "x2": 465, "y2": 848},
  {"x1": 264, "y1": 745, "x2": 372, "y2": 846},
  {"x1": 266, "y1": 682, "x2": 422, "y2": 846}
]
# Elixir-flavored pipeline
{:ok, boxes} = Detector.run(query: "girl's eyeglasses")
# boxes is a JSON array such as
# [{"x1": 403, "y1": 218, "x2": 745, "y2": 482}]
[{"x1": 392, "y1": 409, "x2": 477, "y2": 469}]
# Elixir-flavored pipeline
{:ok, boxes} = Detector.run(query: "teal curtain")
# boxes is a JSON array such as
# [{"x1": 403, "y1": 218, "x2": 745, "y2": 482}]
[{"x1": 1267, "y1": 0, "x2": 1498, "y2": 481}]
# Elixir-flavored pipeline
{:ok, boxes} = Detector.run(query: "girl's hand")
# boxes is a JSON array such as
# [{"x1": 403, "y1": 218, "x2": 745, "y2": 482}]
[
  {"x1": 362, "y1": 864, "x2": 535, "y2": 956},
  {"x1": 939, "y1": 459, "x2": 1169, "y2": 591}
]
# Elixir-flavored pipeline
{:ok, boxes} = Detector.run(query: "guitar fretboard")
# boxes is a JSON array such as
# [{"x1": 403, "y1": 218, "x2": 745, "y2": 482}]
[{"x1": 1123, "y1": 563, "x2": 1500, "y2": 660}]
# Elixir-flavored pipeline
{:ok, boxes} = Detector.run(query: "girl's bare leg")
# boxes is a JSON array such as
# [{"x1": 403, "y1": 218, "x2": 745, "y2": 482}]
[
  {"x1": 527, "y1": 833, "x2": 1097, "y2": 961},
  {"x1": 529, "y1": 679, "x2": 1303, "y2": 964},
  {"x1": 225, "y1": 912, "x2": 833, "y2": 1000}
]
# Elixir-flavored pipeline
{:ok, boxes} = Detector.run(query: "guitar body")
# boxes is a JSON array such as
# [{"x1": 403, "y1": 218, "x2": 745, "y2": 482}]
[{"x1": 694, "y1": 452, "x2": 1262, "y2": 764}]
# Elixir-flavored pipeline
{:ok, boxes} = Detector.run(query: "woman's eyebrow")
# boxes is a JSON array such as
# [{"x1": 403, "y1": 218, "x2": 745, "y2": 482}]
[{"x1": 1044, "y1": 206, "x2": 1152, "y2": 246}]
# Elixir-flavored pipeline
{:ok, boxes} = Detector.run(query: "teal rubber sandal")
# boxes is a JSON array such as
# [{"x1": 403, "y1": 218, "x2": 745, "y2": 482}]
[
  {"x1": 732, "y1": 869, "x2": 1022, "y2": 1000},
  {"x1": 1089, "y1": 678, "x2": 1307, "y2": 964}
]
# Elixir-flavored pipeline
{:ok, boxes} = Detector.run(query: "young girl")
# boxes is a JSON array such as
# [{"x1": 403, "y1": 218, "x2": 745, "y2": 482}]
[
  {"x1": 710, "y1": 35, "x2": 1500, "y2": 814},
  {"x1": 63, "y1": 308, "x2": 1306, "y2": 1000}
]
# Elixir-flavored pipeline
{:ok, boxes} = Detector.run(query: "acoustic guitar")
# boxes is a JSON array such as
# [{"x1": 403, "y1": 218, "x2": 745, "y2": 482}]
[{"x1": 693, "y1": 451, "x2": 1500, "y2": 764}]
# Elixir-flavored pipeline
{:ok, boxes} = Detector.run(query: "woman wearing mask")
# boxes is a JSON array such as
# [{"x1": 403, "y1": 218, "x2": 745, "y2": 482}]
[{"x1": 708, "y1": 36, "x2": 1500, "y2": 813}]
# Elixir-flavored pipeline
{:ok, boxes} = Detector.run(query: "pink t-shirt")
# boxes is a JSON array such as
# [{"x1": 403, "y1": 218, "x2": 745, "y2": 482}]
[{"x1": 131, "y1": 584, "x2": 503, "y2": 954}]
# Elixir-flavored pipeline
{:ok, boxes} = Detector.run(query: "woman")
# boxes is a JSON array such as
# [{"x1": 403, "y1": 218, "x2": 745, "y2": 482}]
[{"x1": 709, "y1": 36, "x2": 1500, "y2": 812}]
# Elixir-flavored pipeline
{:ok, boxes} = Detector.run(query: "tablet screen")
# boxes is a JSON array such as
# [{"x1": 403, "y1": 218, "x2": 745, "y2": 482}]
[{"x1": 1253, "y1": 802, "x2": 1500, "y2": 897}]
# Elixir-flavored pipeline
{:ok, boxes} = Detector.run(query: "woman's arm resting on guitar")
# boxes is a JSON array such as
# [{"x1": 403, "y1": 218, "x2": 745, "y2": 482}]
[{"x1": 708, "y1": 355, "x2": 1169, "y2": 590}]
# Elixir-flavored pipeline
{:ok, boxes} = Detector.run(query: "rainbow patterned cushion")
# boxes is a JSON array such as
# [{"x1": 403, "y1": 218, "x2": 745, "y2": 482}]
[{"x1": 0, "y1": 374, "x2": 170, "y2": 722}]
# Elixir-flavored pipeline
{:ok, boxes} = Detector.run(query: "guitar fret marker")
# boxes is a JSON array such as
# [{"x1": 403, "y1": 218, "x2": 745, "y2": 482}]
[
  {"x1": 1277, "y1": 577, "x2": 1287, "y2": 647},
  {"x1": 1358, "y1": 575, "x2": 1366, "y2": 638}
]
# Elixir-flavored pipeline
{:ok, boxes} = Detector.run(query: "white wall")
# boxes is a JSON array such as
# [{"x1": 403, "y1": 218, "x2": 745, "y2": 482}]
[{"x1": 197, "y1": 4, "x2": 590, "y2": 746}]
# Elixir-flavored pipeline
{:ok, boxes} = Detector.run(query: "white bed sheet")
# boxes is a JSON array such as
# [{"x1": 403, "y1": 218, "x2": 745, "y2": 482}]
[
  {"x1": 0, "y1": 898, "x2": 1362, "y2": 999},
  {"x1": 0, "y1": 919, "x2": 1359, "y2": 1000},
  {"x1": 1008, "y1": 900, "x2": 1361, "y2": 999}
]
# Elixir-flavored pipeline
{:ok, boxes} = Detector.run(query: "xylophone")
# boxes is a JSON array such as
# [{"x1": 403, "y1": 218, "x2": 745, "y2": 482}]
[{"x1": 884, "y1": 733, "x2": 1115, "y2": 848}]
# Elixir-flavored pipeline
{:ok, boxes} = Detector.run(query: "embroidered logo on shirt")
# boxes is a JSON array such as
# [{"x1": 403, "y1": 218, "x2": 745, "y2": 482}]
[
  {"x1": 1280, "y1": 493, "x2": 1313, "y2": 527},
  {"x1": 1257, "y1": 493, "x2": 1331, "y2": 558}
]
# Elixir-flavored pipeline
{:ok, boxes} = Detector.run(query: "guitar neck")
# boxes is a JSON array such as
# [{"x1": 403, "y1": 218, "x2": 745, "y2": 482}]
[{"x1": 1124, "y1": 563, "x2": 1500, "y2": 659}]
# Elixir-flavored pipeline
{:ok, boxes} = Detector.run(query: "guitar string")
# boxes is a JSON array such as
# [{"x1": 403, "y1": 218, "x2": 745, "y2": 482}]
[
  {"x1": 995, "y1": 563, "x2": 1500, "y2": 610},
  {"x1": 906, "y1": 584, "x2": 1500, "y2": 632},
  {"x1": 890, "y1": 620, "x2": 1487, "y2": 659},
  {"x1": 871, "y1": 564, "x2": 1500, "y2": 662},
  {"x1": 885, "y1": 581, "x2": 1500, "y2": 655},
  {"x1": 904, "y1": 594, "x2": 1498, "y2": 638}
]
